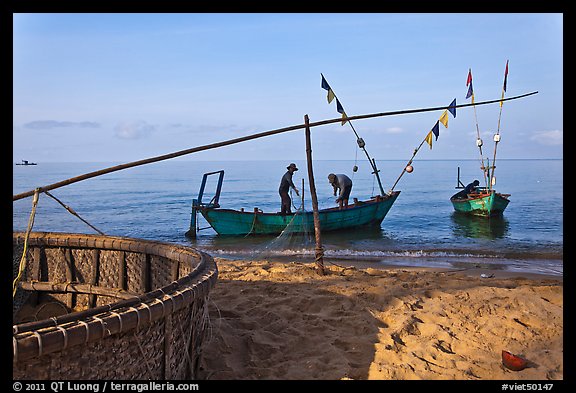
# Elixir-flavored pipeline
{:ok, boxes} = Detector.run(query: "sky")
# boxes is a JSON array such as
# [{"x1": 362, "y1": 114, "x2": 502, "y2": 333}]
[{"x1": 12, "y1": 13, "x2": 563, "y2": 163}]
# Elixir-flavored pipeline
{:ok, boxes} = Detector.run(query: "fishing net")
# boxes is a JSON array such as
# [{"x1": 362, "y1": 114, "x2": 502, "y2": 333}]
[
  {"x1": 248, "y1": 186, "x2": 316, "y2": 260},
  {"x1": 257, "y1": 206, "x2": 315, "y2": 260}
]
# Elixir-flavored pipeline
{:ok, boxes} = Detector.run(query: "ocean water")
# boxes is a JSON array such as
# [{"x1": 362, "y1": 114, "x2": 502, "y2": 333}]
[{"x1": 13, "y1": 159, "x2": 563, "y2": 276}]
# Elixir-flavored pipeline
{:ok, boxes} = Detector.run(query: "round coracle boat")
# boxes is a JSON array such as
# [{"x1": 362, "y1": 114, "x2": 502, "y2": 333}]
[{"x1": 13, "y1": 232, "x2": 218, "y2": 380}]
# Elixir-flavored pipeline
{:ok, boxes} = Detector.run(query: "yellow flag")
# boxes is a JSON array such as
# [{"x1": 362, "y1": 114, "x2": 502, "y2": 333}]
[
  {"x1": 499, "y1": 90, "x2": 505, "y2": 107},
  {"x1": 439, "y1": 110, "x2": 449, "y2": 128},
  {"x1": 327, "y1": 89, "x2": 335, "y2": 103},
  {"x1": 341, "y1": 112, "x2": 348, "y2": 126},
  {"x1": 425, "y1": 131, "x2": 433, "y2": 149}
]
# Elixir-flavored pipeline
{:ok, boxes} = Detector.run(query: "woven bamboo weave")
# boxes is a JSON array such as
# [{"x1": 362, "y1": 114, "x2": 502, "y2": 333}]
[{"x1": 13, "y1": 232, "x2": 218, "y2": 380}]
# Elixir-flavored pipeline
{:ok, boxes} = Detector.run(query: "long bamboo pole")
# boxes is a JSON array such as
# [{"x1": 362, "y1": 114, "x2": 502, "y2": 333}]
[
  {"x1": 13, "y1": 91, "x2": 538, "y2": 201},
  {"x1": 304, "y1": 114, "x2": 324, "y2": 275}
]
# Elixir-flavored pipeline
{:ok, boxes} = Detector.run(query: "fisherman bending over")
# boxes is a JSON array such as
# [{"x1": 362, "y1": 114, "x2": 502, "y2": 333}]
[
  {"x1": 453, "y1": 179, "x2": 480, "y2": 199},
  {"x1": 328, "y1": 173, "x2": 353, "y2": 209}
]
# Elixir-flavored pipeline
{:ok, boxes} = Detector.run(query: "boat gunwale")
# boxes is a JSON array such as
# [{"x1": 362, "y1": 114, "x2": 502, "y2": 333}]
[
  {"x1": 450, "y1": 191, "x2": 511, "y2": 204},
  {"x1": 197, "y1": 191, "x2": 401, "y2": 216}
]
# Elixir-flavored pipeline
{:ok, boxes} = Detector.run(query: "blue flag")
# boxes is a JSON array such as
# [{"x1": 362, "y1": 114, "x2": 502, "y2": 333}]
[
  {"x1": 336, "y1": 98, "x2": 345, "y2": 114},
  {"x1": 321, "y1": 74, "x2": 331, "y2": 91},
  {"x1": 321, "y1": 74, "x2": 335, "y2": 103},
  {"x1": 466, "y1": 69, "x2": 474, "y2": 101},
  {"x1": 448, "y1": 98, "x2": 457, "y2": 118},
  {"x1": 466, "y1": 80, "x2": 474, "y2": 100},
  {"x1": 431, "y1": 120, "x2": 440, "y2": 141}
]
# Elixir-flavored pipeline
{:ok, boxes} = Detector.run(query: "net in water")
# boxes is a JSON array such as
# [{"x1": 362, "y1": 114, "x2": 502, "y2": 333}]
[{"x1": 257, "y1": 207, "x2": 315, "y2": 260}]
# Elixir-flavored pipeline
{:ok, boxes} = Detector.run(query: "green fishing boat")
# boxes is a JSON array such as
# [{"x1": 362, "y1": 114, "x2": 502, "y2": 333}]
[
  {"x1": 450, "y1": 188, "x2": 510, "y2": 217},
  {"x1": 199, "y1": 193, "x2": 400, "y2": 236},
  {"x1": 452, "y1": 62, "x2": 512, "y2": 217},
  {"x1": 186, "y1": 170, "x2": 400, "y2": 236}
]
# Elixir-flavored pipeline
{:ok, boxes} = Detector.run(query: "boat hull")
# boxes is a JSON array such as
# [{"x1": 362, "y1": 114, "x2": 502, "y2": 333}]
[
  {"x1": 450, "y1": 191, "x2": 510, "y2": 216},
  {"x1": 198, "y1": 191, "x2": 400, "y2": 236}
]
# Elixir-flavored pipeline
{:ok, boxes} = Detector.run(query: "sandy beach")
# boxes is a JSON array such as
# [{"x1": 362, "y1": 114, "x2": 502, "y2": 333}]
[{"x1": 198, "y1": 258, "x2": 563, "y2": 380}]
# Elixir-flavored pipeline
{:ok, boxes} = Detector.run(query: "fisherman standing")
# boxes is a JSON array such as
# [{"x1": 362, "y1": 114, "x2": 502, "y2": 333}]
[{"x1": 279, "y1": 163, "x2": 300, "y2": 214}]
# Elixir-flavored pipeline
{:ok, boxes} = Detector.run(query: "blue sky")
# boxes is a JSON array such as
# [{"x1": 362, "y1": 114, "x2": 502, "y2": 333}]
[{"x1": 13, "y1": 13, "x2": 563, "y2": 163}]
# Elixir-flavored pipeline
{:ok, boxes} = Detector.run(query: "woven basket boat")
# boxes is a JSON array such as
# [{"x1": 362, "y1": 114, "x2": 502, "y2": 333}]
[{"x1": 13, "y1": 231, "x2": 218, "y2": 380}]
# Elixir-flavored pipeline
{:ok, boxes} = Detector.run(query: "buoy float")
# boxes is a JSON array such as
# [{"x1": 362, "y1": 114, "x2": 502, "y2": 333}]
[
  {"x1": 405, "y1": 165, "x2": 413, "y2": 173},
  {"x1": 502, "y1": 350, "x2": 528, "y2": 371}
]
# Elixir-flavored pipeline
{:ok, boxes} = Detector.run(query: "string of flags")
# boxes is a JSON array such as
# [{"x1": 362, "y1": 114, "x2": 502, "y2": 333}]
[
  {"x1": 321, "y1": 74, "x2": 348, "y2": 125},
  {"x1": 423, "y1": 98, "x2": 457, "y2": 149},
  {"x1": 319, "y1": 73, "x2": 387, "y2": 195},
  {"x1": 389, "y1": 97, "x2": 456, "y2": 191},
  {"x1": 321, "y1": 72, "x2": 457, "y2": 150},
  {"x1": 364, "y1": 62, "x2": 510, "y2": 193},
  {"x1": 467, "y1": 61, "x2": 509, "y2": 108}
]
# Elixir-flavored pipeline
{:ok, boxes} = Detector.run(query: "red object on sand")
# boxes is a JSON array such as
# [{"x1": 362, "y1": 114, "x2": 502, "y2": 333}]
[{"x1": 502, "y1": 350, "x2": 528, "y2": 371}]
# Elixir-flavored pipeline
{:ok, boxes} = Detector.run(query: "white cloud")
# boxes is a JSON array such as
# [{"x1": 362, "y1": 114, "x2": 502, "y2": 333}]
[
  {"x1": 114, "y1": 120, "x2": 155, "y2": 140},
  {"x1": 23, "y1": 120, "x2": 100, "y2": 129},
  {"x1": 529, "y1": 130, "x2": 563, "y2": 146},
  {"x1": 385, "y1": 127, "x2": 404, "y2": 134}
]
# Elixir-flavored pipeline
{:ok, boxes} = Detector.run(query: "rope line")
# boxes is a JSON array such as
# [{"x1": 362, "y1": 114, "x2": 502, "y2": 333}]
[
  {"x1": 44, "y1": 191, "x2": 105, "y2": 235},
  {"x1": 13, "y1": 189, "x2": 40, "y2": 298}
]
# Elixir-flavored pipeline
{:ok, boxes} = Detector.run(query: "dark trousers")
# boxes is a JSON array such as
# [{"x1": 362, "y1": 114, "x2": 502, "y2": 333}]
[{"x1": 279, "y1": 191, "x2": 292, "y2": 214}]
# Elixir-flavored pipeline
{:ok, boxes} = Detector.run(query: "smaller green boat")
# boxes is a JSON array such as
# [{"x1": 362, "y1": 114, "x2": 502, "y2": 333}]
[
  {"x1": 186, "y1": 170, "x2": 400, "y2": 236},
  {"x1": 453, "y1": 62, "x2": 513, "y2": 217},
  {"x1": 450, "y1": 188, "x2": 510, "y2": 217}
]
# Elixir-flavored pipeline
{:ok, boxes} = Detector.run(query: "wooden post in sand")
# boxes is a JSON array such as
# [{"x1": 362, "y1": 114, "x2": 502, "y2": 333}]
[{"x1": 304, "y1": 114, "x2": 325, "y2": 275}]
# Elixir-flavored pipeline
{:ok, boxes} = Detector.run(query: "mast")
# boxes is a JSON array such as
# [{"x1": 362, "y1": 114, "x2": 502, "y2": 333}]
[
  {"x1": 489, "y1": 60, "x2": 509, "y2": 192},
  {"x1": 466, "y1": 68, "x2": 490, "y2": 189}
]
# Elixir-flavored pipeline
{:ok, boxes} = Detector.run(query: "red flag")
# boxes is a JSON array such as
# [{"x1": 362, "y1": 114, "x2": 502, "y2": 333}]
[{"x1": 466, "y1": 69, "x2": 474, "y2": 100}]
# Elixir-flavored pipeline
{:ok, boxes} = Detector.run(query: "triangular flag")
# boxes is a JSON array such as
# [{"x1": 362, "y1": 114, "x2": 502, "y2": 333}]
[
  {"x1": 321, "y1": 74, "x2": 331, "y2": 91},
  {"x1": 466, "y1": 69, "x2": 474, "y2": 102},
  {"x1": 448, "y1": 98, "x2": 456, "y2": 118},
  {"x1": 431, "y1": 120, "x2": 440, "y2": 141},
  {"x1": 425, "y1": 131, "x2": 433, "y2": 149},
  {"x1": 327, "y1": 89, "x2": 335, "y2": 103},
  {"x1": 341, "y1": 112, "x2": 348, "y2": 126},
  {"x1": 439, "y1": 110, "x2": 449, "y2": 128},
  {"x1": 336, "y1": 98, "x2": 345, "y2": 114},
  {"x1": 321, "y1": 74, "x2": 335, "y2": 103},
  {"x1": 500, "y1": 60, "x2": 509, "y2": 107},
  {"x1": 466, "y1": 80, "x2": 474, "y2": 100}
]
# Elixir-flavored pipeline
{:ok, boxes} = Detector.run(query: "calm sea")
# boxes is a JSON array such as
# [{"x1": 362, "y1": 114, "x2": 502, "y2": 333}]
[{"x1": 13, "y1": 159, "x2": 563, "y2": 276}]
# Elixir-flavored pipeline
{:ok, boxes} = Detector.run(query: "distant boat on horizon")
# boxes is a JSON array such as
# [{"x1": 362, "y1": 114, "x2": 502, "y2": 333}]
[{"x1": 15, "y1": 160, "x2": 37, "y2": 166}]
